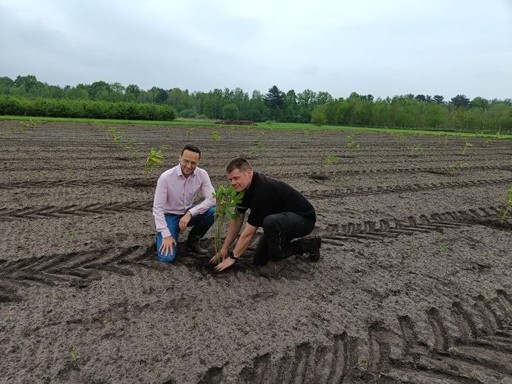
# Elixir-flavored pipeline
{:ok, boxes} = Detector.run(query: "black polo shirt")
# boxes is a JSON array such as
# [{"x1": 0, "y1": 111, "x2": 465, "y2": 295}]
[{"x1": 237, "y1": 172, "x2": 316, "y2": 227}]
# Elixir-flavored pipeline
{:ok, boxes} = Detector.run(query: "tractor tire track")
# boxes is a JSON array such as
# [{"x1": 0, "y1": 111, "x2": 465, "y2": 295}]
[
  {"x1": 322, "y1": 205, "x2": 503, "y2": 244},
  {"x1": 305, "y1": 177, "x2": 512, "y2": 200},
  {"x1": 0, "y1": 205, "x2": 504, "y2": 302},
  {"x1": 196, "y1": 291, "x2": 512, "y2": 383},
  {"x1": 0, "y1": 245, "x2": 153, "y2": 301},
  {"x1": 2, "y1": 153, "x2": 511, "y2": 174},
  {"x1": 2, "y1": 163, "x2": 511, "y2": 191},
  {"x1": 0, "y1": 201, "x2": 150, "y2": 220},
  {"x1": 2, "y1": 175, "x2": 510, "y2": 222},
  {"x1": 0, "y1": 177, "x2": 155, "y2": 190}
]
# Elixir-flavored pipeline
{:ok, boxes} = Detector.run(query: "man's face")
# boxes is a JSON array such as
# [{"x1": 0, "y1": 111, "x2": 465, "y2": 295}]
[
  {"x1": 179, "y1": 149, "x2": 200, "y2": 177},
  {"x1": 227, "y1": 168, "x2": 252, "y2": 192}
]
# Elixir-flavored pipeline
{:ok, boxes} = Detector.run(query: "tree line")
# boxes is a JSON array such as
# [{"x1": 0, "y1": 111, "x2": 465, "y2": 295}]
[
  {"x1": 0, "y1": 75, "x2": 511, "y2": 133},
  {"x1": 312, "y1": 93, "x2": 512, "y2": 134}
]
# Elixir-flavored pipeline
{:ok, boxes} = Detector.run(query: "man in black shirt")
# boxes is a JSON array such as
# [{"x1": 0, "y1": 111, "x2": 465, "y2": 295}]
[{"x1": 212, "y1": 158, "x2": 321, "y2": 272}]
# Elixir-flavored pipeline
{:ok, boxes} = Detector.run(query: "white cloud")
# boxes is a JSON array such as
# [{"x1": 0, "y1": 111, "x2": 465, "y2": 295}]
[{"x1": 0, "y1": 0, "x2": 511, "y2": 99}]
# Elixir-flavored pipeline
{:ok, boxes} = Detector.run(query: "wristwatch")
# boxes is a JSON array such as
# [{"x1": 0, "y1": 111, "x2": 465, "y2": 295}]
[{"x1": 228, "y1": 250, "x2": 240, "y2": 261}]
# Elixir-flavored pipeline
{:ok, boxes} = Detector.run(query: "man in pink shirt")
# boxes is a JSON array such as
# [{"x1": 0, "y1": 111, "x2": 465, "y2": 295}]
[{"x1": 153, "y1": 144, "x2": 216, "y2": 262}]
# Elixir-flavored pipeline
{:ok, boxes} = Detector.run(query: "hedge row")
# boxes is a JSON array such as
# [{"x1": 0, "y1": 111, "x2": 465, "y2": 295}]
[{"x1": 0, "y1": 96, "x2": 176, "y2": 121}]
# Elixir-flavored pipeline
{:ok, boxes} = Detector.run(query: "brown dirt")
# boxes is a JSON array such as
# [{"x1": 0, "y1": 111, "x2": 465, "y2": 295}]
[{"x1": 1, "y1": 120, "x2": 512, "y2": 383}]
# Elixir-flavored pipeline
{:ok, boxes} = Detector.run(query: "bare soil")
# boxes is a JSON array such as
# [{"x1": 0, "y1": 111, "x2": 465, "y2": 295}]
[{"x1": 1, "y1": 121, "x2": 512, "y2": 383}]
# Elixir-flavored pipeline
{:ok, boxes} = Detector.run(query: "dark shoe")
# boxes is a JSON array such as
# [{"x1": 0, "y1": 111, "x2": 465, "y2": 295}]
[
  {"x1": 186, "y1": 237, "x2": 208, "y2": 255},
  {"x1": 303, "y1": 236, "x2": 322, "y2": 262},
  {"x1": 258, "y1": 260, "x2": 284, "y2": 277}
]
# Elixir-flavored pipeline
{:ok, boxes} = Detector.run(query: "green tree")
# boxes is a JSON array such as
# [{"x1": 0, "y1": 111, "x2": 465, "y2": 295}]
[
  {"x1": 471, "y1": 96, "x2": 490, "y2": 109},
  {"x1": 168, "y1": 88, "x2": 193, "y2": 112},
  {"x1": 282, "y1": 90, "x2": 298, "y2": 122},
  {"x1": 0, "y1": 76, "x2": 14, "y2": 95},
  {"x1": 297, "y1": 89, "x2": 316, "y2": 122},
  {"x1": 222, "y1": 103, "x2": 240, "y2": 120},
  {"x1": 433, "y1": 95, "x2": 445, "y2": 104},
  {"x1": 64, "y1": 84, "x2": 89, "y2": 100},
  {"x1": 152, "y1": 87, "x2": 169, "y2": 104},
  {"x1": 264, "y1": 85, "x2": 284, "y2": 120},
  {"x1": 451, "y1": 94, "x2": 470, "y2": 108},
  {"x1": 125, "y1": 84, "x2": 142, "y2": 102},
  {"x1": 14, "y1": 75, "x2": 42, "y2": 95},
  {"x1": 88, "y1": 81, "x2": 112, "y2": 100},
  {"x1": 311, "y1": 108, "x2": 327, "y2": 126}
]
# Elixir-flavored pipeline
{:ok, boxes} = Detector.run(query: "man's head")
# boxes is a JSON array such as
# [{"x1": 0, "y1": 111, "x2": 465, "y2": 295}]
[
  {"x1": 226, "y1": 157, "x2": 253, "y2": 192},
  {"x1": 179, "y1": 144, "x2": 201, "y2": 177}
]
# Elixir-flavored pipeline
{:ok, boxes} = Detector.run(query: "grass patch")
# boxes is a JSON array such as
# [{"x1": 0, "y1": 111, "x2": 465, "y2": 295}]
[{"x1": 1, "y1": 115, "x2": 511, "y2": 139}]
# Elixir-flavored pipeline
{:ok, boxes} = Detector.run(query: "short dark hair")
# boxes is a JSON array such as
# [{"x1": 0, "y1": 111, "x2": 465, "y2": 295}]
[
  {"x1": 181, "y1": 144, "x2": 201, "y2": 158},
  {"x1": 226, "y1": 157, "x2": 252, "y2": 173}
]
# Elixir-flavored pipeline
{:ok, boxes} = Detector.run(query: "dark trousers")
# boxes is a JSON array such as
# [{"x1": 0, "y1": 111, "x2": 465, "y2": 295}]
[{"x1": 253, "y1": 212, "x2": 315, "y2": 266}]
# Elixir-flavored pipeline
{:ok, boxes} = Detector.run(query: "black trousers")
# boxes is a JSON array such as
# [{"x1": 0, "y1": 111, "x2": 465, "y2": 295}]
[{"x1": 253, "y1": 212, "x2": 315, "y2": 266}]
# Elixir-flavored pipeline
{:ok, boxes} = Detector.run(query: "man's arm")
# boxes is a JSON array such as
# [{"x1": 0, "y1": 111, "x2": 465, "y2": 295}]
[
  {"x1": 214, "y1": 222, "x2": 258, "y2": 272},
  {"x1": 188, "y1": 171, "x2": 216, "y2": 217},
  {"x1": 153, "y1": 174, "x2": 177, "y2": 256},
  {"x1": 209, "y1": 213, "x2": 244, "y2": 263},
  {"x1": 232, "y1": 223, "x2": 257, "y2": 257},
  {"x1": 153, "y1": 175, "x2": 171, "y2": 238},
  {"x1": 221, "y1": 215, "x2": 245, "y2": 253}
]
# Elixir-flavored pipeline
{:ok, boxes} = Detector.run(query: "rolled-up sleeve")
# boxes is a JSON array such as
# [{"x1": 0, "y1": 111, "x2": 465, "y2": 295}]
[{"x1": 153, "y1": 175, "x2": 171, "y2": 238}]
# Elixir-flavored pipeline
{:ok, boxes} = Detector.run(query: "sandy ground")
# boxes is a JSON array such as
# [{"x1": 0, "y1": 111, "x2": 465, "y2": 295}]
[{"x1": 1, "y1": 120, "x2": 512, "y2": 383}]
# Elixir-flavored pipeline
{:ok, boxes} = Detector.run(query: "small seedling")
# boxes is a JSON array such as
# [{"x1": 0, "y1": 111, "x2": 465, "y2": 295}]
[
  {"x1": 145, "y1": 147, "x2": 164, "y2": 173},
  {"x1": 250, "y1": 131, "x2": 266, "y2": 155},
  {"x1": 344, "y1": 135, "x2": 360, "y2": 151},
  {"x1": 409, "y1": 144, "x2": 423, "y2": 157},
  {"x1": 323, "y1": 153, "x2": 339, "y2": 166},
  {"x1": 250, "y1": 140, "x2": 265, "y2": 155},
  {"x1": 125, "y1": 138, "x2": 140, "y2": 160},
  {"x1": 211, "y1": 129, "x2": 221, "y2": 143},
  {"x1": 20, "y1": 120, "x2": 37, "y2": 130},
  {"x1": 211, "y1": 184, "x2": 244, "y2": 263},
  {"x1": 498, "y1": 185, "x2": 512, "y2": 223},
  {"x1": 316, "y1": 152, "x2": 339, "y2": 179},
  {"x1": 449, "y1": 161, "x2": 468, "y2": 176},
  {"x1": 69, "y1": 347, "x2": 78, "y2": 363},
  {"x1": 461, "y1": 141, "x2": 473, "y2": 155},
  {"x1": 107, "y1": 126, "x2": 122, "y2": 143},
  {"x1": 12, "y1": 120, "x2": 36, "y2": 134},
  {"x1": 186, "y1": 127, "x2": 195, "y2": 137}
]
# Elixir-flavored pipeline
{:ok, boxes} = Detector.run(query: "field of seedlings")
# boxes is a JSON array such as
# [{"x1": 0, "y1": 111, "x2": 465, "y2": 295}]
[{"x1": 1, "y1": 120, "x2": 512, "y2": 383}]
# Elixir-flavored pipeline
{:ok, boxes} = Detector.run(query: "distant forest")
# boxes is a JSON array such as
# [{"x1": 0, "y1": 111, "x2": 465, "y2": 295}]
[{"x1": 1, "y1": 75, "x2": 511, "y2": 133}]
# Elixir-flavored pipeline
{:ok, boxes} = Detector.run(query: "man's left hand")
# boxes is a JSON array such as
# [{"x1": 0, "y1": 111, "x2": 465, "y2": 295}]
[
  {"x1": 179, "y1": 211, "x2": 192, "y2": 231},
  {"x1": 214, "y1": 256, "x2": 236, "y2": 272}
]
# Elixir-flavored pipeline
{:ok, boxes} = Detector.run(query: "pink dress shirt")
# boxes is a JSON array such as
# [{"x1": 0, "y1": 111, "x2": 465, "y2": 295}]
[{"x1": 153, "y1": 165, "x2": 216, "y2": 238}]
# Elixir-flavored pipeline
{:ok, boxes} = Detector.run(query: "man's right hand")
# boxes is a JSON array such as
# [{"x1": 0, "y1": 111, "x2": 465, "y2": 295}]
[
  {"x1": 209, "y1": 249, "x2": 227, "y2": 264},
  {"x1": 159, "y1": 236, "x2": 176, "y2": 256}
]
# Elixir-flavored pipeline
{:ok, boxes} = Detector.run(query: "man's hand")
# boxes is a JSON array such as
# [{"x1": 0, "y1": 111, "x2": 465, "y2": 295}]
[
  {"x1": 159, "y1": 236, "x2": 176, "y2": 256},
  {"x1": 179, "y1": 211, "x2": 192, "y2": 231},
  {"x1": 209, "y1": 249, "x2": 227, "y2": 264},
  {"x1": 214, "y1": 256, "x2": 236, "y2": 272}
]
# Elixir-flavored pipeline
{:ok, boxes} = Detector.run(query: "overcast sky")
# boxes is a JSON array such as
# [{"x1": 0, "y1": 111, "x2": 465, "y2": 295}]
[{"x1": 1, "y1": 0, "x2": 511, "y2": 100}]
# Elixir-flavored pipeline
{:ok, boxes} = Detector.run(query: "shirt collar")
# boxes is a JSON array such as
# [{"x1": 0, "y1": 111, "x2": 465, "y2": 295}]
[
  {"x1": 177, "y1": 166, "x2": 196, "y2": 177},
  {"x1": 246, "y1": 172, "x2": 259, "y2": 192}
]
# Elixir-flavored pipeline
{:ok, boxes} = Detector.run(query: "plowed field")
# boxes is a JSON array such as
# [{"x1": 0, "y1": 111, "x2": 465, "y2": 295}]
[{"x1": 1, "y1": 121, "x2": 512, "y2": 383}]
